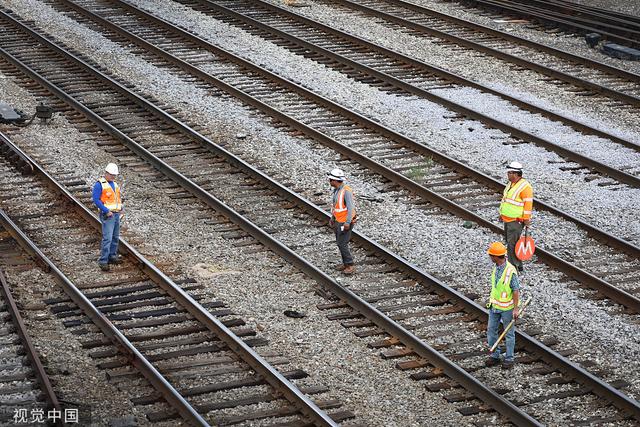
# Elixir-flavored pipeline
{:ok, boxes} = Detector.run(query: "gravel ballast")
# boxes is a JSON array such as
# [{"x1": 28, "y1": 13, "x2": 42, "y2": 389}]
[
  {"x1": 2, "y1": 0, "x2": 640, "y2": 423},
  {"x1": 415, "y1": 0, "x2": 640, "y2": 74},
  {"x1": 128, "y1": 0, "x2": 640, "y2": 240},
  {"x1": 0, "y1": 239, "x2": 151, "y2": 425},
  {"x1": 0, "y1": 41, "x2": 466, "y2": 427}
]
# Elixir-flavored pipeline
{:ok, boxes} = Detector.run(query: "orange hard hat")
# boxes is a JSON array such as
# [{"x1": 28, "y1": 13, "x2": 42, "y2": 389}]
[{"x1": 487, "y1": 241, "x2": 507, "y2": 256}]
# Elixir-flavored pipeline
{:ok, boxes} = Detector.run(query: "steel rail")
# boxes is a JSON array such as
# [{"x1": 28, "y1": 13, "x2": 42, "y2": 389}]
[
  {"x1": 378, "y1": 0, "x2": 640, "y2": 84},
  {"x1": 62, "y1": 0, "x2": 640, "y2": 310},
  {"x1": 0, "y1": 131, "x2": 337, "y2": 427},
  {"x1": 0, "y1": 33, "x2": 339, "y2": 427},
  {"x1": 102, "y1": 0, "x2": 640, "y2": 256},
  {"x1": 59, "y1": 0, "x2": 640, "y2": 312},
  {"x1": 0, "y1": 14, "x2": 540, "y2": 426},
  {"x1": 0, "y1": 135, "x2": 34, "y2": 174},
  {"x1": 2, "y1": 10, "x2": 639, "y2": 424},
  {"x1": 486, "y1": 0, "x2": 640, "y2": 32},
  {"x1": 554, "y1": 0, "x2": 640, "y2": 24},
  {"x1": 194, "y1": 0, "x2": 640, "y2": 188},
  {"x1": 518, "y1": 0, "x2": 640, "y2": 29},
  {"x1": 464, "y1": 0, "x2": 640, "y2": 48},
  {"x1": 334, "y1": 0, "x2": 640, "y2": 137},
  {"x1": 0, "y1": 210, "x2": 209, "y2": 427},
  {"x1": 0, "y1": 268, "x2": 62, "y2": 419}
]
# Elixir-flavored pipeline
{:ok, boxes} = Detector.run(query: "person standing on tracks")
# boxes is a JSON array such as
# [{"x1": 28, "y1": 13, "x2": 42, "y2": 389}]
[
  {"x1": 92, "y1": 163, "x2": 123, "y2": 272},
  {"x1": 486, "y1": 241, "x2": 520, "y2": 369},
  {"x1": 499, "y1": 161, "x2": 533, "y2": 272},
  {"x1": 328, "y1": 168, "x2": 357, "y2": 275}
]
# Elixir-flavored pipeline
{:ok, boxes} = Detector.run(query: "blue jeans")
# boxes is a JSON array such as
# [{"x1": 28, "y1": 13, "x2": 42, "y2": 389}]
[
  {"x1": 99, "y1": 212, "x2": 120, "y2": 264},
  {"x1": 487, "y1": 308, "x2": 515, "y2": 362}
]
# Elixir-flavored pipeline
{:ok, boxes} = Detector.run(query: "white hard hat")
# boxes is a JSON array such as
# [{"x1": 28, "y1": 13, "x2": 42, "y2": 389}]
[
  {"x1": 327, "y1": 168, "x2": 345, "y2": 181},
  {"x1": 105, "y1": 163, "x2": 119, "y2": 175},
  {"x1": 507, "y1": 161, "x2": 523, "y2": 172}
]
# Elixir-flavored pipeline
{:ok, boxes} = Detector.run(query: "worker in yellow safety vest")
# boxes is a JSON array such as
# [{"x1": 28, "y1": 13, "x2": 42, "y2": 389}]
[
  {"x1": 92, "y1": 163, "x2": 124, "y2": 271},
  {"x1": 328, "y1": 168, "x2": 357, "y2": 275},
  {"x1": 485, "y1": 242, "x2": 521, "y2": 369},
  {"x1": 499, "y1": 161, "x2": 533, "y2": 272}
]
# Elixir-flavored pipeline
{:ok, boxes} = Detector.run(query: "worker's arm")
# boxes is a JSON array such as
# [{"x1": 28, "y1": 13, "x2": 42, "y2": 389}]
[
  {"x1": 343, "y1": 189, "x2": 354, "y2": 229},
  {"x1": 521, "y1": 184, "x2": 533, "y2": 226},
  {"x1": 329, "y1": 189, "x2": 336, "y2": 227}
]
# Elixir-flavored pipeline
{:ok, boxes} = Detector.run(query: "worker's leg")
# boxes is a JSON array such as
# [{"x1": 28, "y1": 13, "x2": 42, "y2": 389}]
[
  {"x1": 99, "y1": 213, "x2": 115, "y2": 265},
  {"x1": 504, "y1": 221, "x2": 523, "y2": 270},
  {"x1": 335, "y1": 223, "x2": 354, "y2": 266},
  {"x1": 502, "y1": 309, "x2": 515, "y2": 362},
  {"x1": 487, "y1": 309, "x2": 502, "y2": 360},
  {"x1": 108, "y1": 213, "x2": 121, "y2": 260}
]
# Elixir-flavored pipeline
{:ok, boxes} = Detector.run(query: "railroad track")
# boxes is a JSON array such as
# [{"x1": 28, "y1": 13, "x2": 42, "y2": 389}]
[
  {"x1": 456, "y1": 0, "x2": 640, "y2": 49},
  {"x1": 27, "y1": 0, "x2": 640, "y2": 315},
  {"x1": 0, "y1": 133, "x2": 347, "y2": 426},
  {"x1": 0, "y1": 235, "x2": 61, "y2": 424},
  {"x1": 1, "y1": 7, "x2": 640, "y2": 425},
  {"x1": 176, "y1": 0, "x2": 640, "y2": 187},
  {"x1": 317, "y1": 0, "x2": 640, "y2": 114}
]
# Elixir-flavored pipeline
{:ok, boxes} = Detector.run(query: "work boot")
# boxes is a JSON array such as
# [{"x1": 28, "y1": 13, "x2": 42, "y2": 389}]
[
  {"x1": 484, "y1": 357, "x2": 500, "y2": 367},
  {"x1": 108, "y1": 255, "x2": 124, "y2": 265},
  {"x1": 99, "y1": 263, "x2": 110, "y2": 272},
  {"x1": 502, "y1": 360, "x2": 515, "y2": 370},
  {"x1": 342, "y1": 265, "x2": 355, "y2": 275},
  {"x1": 334, "y1": 264, "x2": 346, "y2": 271}
]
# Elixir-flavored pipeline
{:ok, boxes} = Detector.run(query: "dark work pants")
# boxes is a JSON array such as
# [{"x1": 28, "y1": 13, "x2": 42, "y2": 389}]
[
  {"x1": 504, "y1": 220, "x2": 524, "y2": 271},
  {"x1": 334, "y1": 222, "x2": 353, "y2": 265}
]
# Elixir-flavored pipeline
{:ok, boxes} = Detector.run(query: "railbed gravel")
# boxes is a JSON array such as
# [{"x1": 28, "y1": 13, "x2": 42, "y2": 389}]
[
  {"x1": 128, "y1": 0, "x2": 640, "y2": 242},
  {"x1": 0, "y1": 71, "x2": 465, "y2": 427},
  {"x1": 3, "y1": 0, "x2": 640, "y2": 423},
  {"x1": 0, "y1": 264, "x2": 148, "y2": 426},
  {"x1": 267, "y1": 0, "x2": 640, "y2": 152},
  {"x1": 416, "y1": 0, "x2": 640, "y2": 74},
  {"x1": 559, "y1": 0, "x2": 640, "y2": 16}
]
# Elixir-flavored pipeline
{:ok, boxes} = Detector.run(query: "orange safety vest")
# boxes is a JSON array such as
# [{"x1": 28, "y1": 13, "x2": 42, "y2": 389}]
[
  {"x1": 332, "y1": 184, "x2": 355, "y2": 223},
  {"x1": 99, "y1": 178, "x2": 122, "y2": 212}
]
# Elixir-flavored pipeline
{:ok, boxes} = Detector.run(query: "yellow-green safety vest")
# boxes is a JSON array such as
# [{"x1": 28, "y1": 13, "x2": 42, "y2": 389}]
[
  {"x1": 490, "y1": 262, "x2": 518, "y2": 311},
  {"x1": 499, "y1": 179, "x2": 531, "y2": 219}
]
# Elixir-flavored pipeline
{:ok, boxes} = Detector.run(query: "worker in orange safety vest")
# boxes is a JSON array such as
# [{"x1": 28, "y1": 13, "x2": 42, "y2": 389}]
[
  {"x1": 92, "y1": 163, "x2": 124, "y2": 271},
  {"x1": 499, "y1": 161, "x2": 533, "y2": 272},
  {"x1": 328, "y1": 168, "x2": 357, "y2": 275}
]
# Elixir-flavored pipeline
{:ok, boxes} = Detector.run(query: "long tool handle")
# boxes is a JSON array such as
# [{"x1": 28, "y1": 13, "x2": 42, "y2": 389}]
[{"x1": 489, "y1": 296, "x2": 532, "y2": 353}]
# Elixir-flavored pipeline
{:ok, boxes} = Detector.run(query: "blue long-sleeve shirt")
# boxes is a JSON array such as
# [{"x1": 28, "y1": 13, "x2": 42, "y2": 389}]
[{"x1": 92, "y1": 180, "x2": 116, "y2": 214}]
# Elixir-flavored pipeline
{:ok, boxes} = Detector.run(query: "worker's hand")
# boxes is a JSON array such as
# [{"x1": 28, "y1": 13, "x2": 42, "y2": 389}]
[
  {"x1": 329, "y1": 218, "x2": 335, "y2": 227},
  {"x1": 523, "y1": 220, "x2": 531, "y2": 226},
  {"x1": 106, "y1": 211, "x2": 113, "y2": 218},
  {"x1": 513, "y1": 308, "x2": 519, "y2": 320},
  {"x1": 343, "y1": 223, "x2": 350, "y2": 230}
]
